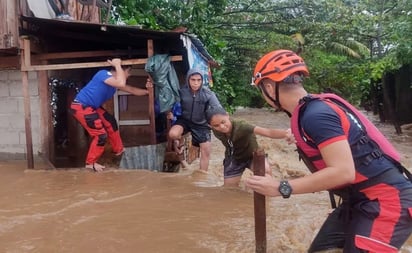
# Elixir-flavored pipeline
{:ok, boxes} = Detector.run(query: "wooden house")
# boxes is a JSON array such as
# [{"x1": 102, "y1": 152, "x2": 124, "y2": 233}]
[{"x1": 0, "y1": 0, "x2": 215, "y2": 170}]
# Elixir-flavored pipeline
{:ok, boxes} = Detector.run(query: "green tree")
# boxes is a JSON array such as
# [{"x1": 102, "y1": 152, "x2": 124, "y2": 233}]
[{"x1": 108, "y1": 0, "x2": 412, "y2": 109}]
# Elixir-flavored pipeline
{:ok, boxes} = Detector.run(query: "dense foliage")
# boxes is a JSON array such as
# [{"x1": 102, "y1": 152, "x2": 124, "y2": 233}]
[{"x1": 109, "y1": 0, "x2": 412, "y2": 110}]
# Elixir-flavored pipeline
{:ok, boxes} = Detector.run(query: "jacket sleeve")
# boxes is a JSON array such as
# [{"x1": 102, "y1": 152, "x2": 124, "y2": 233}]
[{"x1": 207, "y1": 91, "x2": 222, "y2": 109}]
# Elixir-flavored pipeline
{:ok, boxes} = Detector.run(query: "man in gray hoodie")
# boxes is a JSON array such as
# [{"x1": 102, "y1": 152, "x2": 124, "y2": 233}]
[{"x1": 168, "y1": 69, "x2": 222, "y2": 172}]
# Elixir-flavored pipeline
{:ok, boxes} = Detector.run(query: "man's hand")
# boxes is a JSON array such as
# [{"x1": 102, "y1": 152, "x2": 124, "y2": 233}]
[
  {"x1": 245, "y1": 173, "x2": 280, "y2": 197},
  {"x1": 167, "y1": 111, "x2": 174, "y2": 120},
  {"x1": 145, "y1": 78, "x2": 153, "y2": 88},
  {"x1": 107, "y1": 58, "x2": 122, "y2": 67},
  {"x1": 285, "y1": 128, "x2": 296, "y2": 145}
]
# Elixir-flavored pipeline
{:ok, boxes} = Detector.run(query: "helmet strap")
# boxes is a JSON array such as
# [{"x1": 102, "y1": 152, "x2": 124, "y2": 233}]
[
  {"x1": 272, "y1": 83, "x2": 292, "y2": 118},
  {"x1": 260, "y1": 83, "x2": 291, "y2": 118},
  {"x1": 275, "y1": 83, "x2": 281, "y2": 108}
]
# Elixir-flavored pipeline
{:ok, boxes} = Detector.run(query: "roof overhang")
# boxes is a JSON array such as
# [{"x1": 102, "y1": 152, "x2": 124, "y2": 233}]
[{"x1": 20, "y1": 16, "x2": 184, "y2": 55}]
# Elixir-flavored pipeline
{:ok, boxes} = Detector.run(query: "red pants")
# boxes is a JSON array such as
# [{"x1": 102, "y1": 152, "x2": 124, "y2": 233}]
[{"x1": 70, "y1": 102, "x2": 123, "y2": 165}]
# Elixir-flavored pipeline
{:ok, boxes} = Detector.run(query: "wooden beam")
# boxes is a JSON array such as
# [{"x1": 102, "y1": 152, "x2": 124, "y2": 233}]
[
  {"x1": 119, "y1": 119, "x2": 150, "y2": 126},
  {"x1": 21, "y1": 55, "x2": 183, "y2": 71},
  {"x1": 128, "y1": 68, "x2": 149, "y2": 76},
  {"x1": 23, "y1": 39, "x2": 31, "y2": 68},
  {"x1": 0, "y1": 56, "x2": 19, "y2": 69},
  {"x1": 33, "y1": 49, "x2": 146, "y2": 61}
]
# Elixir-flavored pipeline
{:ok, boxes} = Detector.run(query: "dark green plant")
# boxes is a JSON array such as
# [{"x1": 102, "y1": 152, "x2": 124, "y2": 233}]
[{"x1": 109, "y1": 0, "x2": 412, "y2": 109}]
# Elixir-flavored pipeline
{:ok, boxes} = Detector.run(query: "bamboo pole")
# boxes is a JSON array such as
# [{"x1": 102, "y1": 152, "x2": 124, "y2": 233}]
[{"x1": 253, "y1": 149, "x2": 267, "y2": 253}]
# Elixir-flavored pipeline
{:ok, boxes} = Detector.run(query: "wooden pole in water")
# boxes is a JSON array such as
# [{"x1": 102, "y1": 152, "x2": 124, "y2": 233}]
[{"x1": 253, "y1": 149, "x2": 267, "y2": 253}]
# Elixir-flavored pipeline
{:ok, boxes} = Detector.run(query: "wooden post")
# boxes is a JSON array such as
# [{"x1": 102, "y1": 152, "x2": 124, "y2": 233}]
[
  {"x1": 147, "y1": 39, "x2": 156, "y2": 144},
  {"x1": 104, "y1": 0, "x2": 113, "y2": 24},
  {"x1": 91, "y1": 0, "x2": 97, "y2": 22},
  {"x1": 38, "y1": 70, "x2": 51, "y2": 162},
  {"x1": 20, "y1": 38, "x2": 34, "y2": 169},
  {"x1": 253, "y1": 149, "x2": 267, "y2": 253},
  {"x1": 21, "y1": 71, "x2": 34, "y2": 169}
]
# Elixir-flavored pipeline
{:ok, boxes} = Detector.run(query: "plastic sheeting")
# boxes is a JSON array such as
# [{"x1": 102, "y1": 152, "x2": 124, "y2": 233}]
[
  {"x1": 145, "y1": 54, "x2": 180, "y2": 113},
  {"x1": 26, "y1": 0, "x2": 56, "y2": 19}
]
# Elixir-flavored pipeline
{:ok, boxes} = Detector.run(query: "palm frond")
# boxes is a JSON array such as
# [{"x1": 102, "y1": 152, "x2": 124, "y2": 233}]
[
  {"x1": 329, "y1": 42, "x2": 361, "y2": 58},
  {"x1": 291, "y1": 33, "x2": 305, "y2": 45}
]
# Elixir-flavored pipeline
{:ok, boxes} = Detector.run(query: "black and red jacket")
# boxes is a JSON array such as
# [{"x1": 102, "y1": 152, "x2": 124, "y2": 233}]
[{"x1": 290, "y1": 93, "x2": 410, "y2": 195}]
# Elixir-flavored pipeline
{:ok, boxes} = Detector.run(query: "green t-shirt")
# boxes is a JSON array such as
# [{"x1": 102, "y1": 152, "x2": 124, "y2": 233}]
[{"x1": 213, "y1": 119, "x2": 258, "y2": 162}]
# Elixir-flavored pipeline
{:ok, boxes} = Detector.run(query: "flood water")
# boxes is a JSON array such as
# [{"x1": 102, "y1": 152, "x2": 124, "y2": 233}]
[
  {"x1": 0, "y1": 160, "x2": 334, "y2": 253},
  {"x1": 2, "y1": 163, "x2": 411, "y2": 253},
  {"x1": 1, "y1": 108, "x2": 412, "y2": 253}
]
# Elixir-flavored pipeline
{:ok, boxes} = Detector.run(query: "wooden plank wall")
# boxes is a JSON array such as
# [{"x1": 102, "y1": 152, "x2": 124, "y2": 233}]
[
  {"x1": 0, "y1": 0, "x2": 18, "y2": 49},
  {"x1": 67, "y1": 0, "x2": 101, "y2": 23},
  {"x1": 0, "y1": 0, "x2": 101, "y2": 51}
]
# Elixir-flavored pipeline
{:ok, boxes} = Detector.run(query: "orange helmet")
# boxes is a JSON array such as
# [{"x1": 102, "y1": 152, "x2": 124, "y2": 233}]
[{"x1": 252, "y1": 50, "x2": 309, "y2": 86}]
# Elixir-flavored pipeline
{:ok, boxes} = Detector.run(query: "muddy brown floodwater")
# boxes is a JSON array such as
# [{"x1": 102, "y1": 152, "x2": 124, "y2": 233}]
[{"x1": 0, "y1": 108, "x2": 411, "y2": 253}]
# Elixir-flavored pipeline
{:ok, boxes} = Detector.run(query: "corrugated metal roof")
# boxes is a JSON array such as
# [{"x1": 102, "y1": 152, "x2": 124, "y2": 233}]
[
  {"x1": 20, "y1": 16, "x2": 181, "y2": 54},
  {"x1": 19, "y1": 16, "x2": 215, "y2": 64},
  {"x1": 21, "y1": 16, "x2": 182, "y2": 40}
]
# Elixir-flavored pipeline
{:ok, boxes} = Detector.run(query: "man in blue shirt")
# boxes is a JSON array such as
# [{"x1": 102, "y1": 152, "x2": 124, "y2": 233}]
[{"x1": 70, "y1": 58, "x2": 151, "y2": 172}]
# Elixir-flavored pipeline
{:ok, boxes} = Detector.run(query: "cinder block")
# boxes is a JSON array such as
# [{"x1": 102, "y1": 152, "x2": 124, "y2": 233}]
[
  {"x1": 0, "y1": 116, "x2": 11, "y2": 128},
  {"x1": 0, "y1": 71, "x2": 10, "y2": 81},
  {"x1": 16, "y1": 97, "x2": 42, "y2": 118},
  {"x1": 6, "y1": 114, "x2": 25, "y2": 129},
  {"x1": 7, "y1": 71, "x2": 21, "y2": 81},
  {"x1": 0, "y1": 151, "x2": 26, "y2": 160},
  {"x1": 28, "y1": 71, "x2": 38, "y2": 80},
  {"x1": 19, "y1": 132, "x2": 41, "y2": 155},
  {"x1": 4, "y1": 70, "x2": 38, "y2": 81},
  {"x1": 0, "y1": 131, "x2": 20, "y2": 145},
  {"x1": 29, "y1": 97, "x2": 41, "y2": 117},
  {"x1": 0, "y1": 98, "x2": 19, "y2": 114},
  {"x1": 9, "y1": 80, "x2": 39, "y2": 97},
  {"x1": 0, "y1": 81, "x2": 10, "y2": 97}
]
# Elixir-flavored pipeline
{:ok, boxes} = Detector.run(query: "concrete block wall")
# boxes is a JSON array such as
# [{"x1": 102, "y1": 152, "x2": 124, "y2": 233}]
[{"x1": 0, "y1": 70, "x2": 41, "y2": 159}]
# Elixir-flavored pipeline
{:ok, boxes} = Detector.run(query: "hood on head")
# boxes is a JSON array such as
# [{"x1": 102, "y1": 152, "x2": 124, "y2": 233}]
[{"x1": 185, "y1": 68, "x2": 204, "y2": 87}]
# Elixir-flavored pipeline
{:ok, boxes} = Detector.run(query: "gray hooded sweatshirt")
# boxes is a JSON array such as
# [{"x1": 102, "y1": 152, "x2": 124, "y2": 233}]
[{"x1": 178, "y1": 69, "x2": 221, "y2": 126}]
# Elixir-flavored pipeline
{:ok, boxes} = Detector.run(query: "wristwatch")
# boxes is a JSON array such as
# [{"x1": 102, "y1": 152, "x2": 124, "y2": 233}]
[{"x1": 278, "y1": 180, "x2": 292, "y2": 198}]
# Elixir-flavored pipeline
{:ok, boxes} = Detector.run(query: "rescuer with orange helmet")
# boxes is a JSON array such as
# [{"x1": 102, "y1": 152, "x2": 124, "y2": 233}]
[{"x1": 246, "y1": 49, "x2": 412, "y2": 252}]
